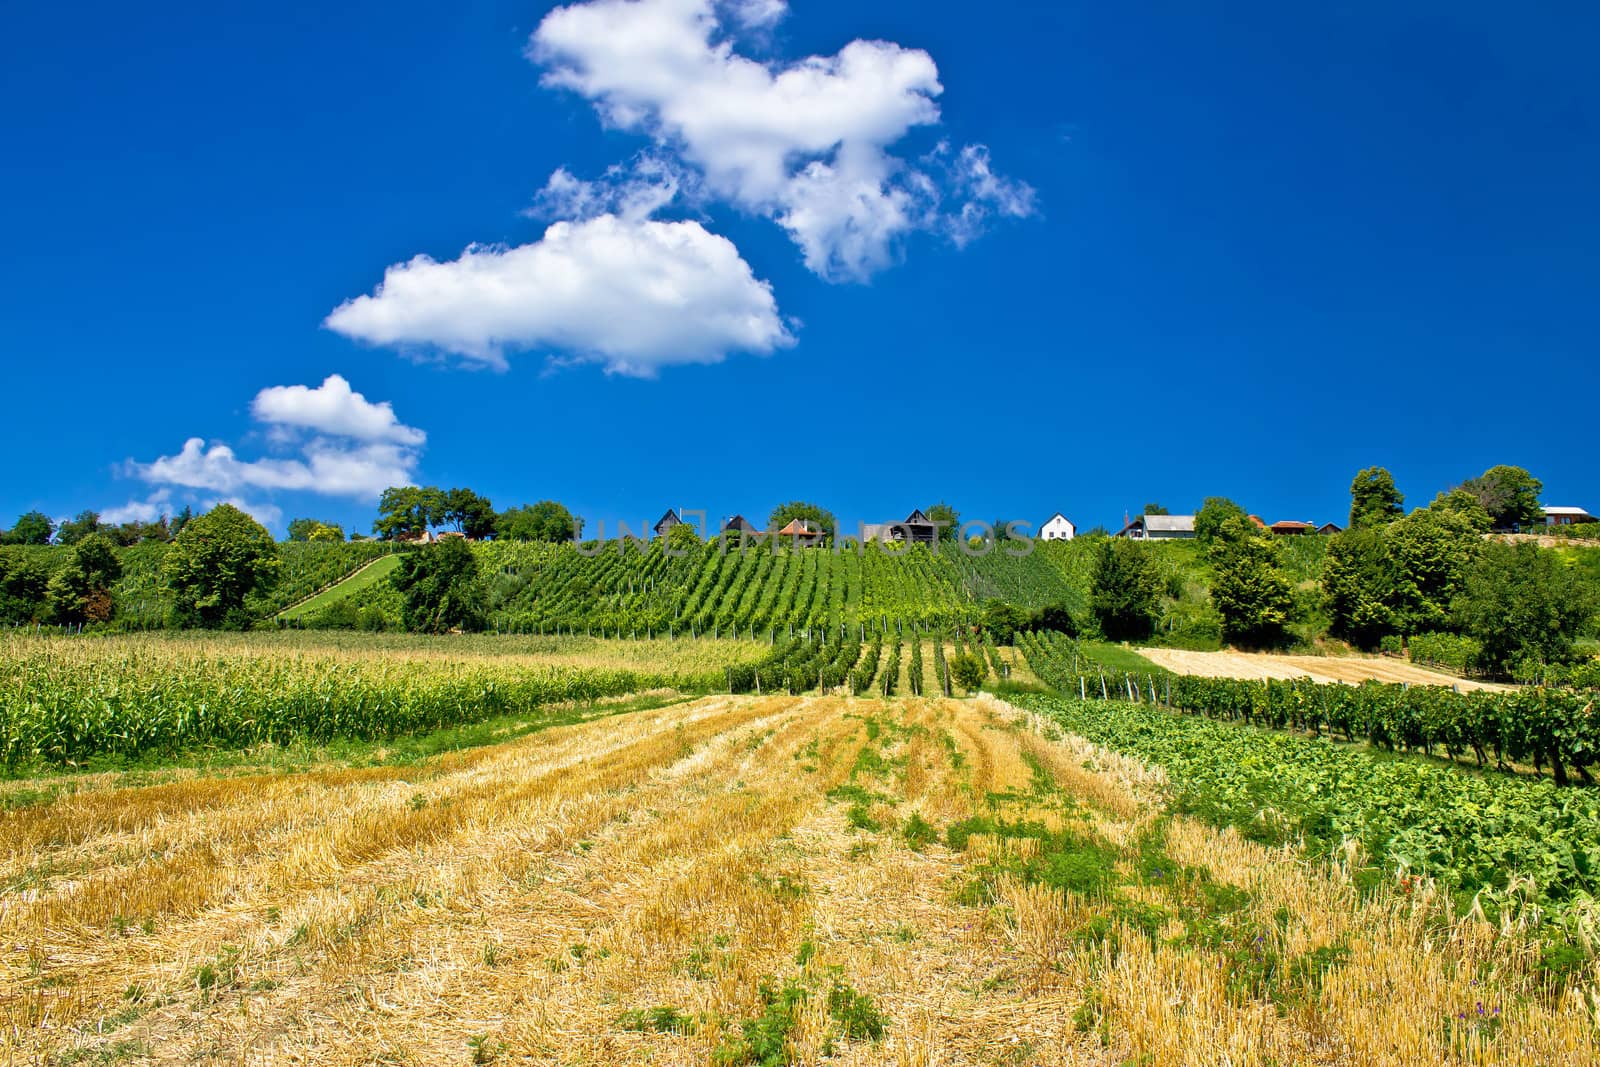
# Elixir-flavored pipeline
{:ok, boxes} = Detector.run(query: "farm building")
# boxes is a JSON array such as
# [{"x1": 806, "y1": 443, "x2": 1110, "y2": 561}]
[
  {"x1": 394, "y1": 530, "x2": 434, "y2": 545},
  {"x1": 862, "y1": 509, "x2": 940, "y2": 546},
  {"x1": 1544, "y1": 506, "x2": 1597, "y2": 527},
  {"x1": 721, "y1": 514, "x2": 759, "y2": 536},
  {"x1": 1268, "y1": 520, "x2": 1314, "y2": 536},
  {"x1": 1040, "y1": 513, "x2": 1076, "y2": 541},
  {"x1": 653, "y1": 510, "x2": 682, "y2": 538},
  {"x1": 1317, "y1": 522, "x2": 1343, "y2": 535},
  {"x1": 1117, "y1": 514, "x2": 1196, "y2": 540}
]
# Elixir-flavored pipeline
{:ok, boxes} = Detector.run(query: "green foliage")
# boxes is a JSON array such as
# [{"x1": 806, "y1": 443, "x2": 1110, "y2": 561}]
[
  {"x1": 391, "y1": 539, "x2": 487, "y2": 634},
  {"x1": 980, "y1": 600, "x2": 1028, "y2": 644},
  {"x1": 162, "y1": 505, "x2": 279, "y2": 629},
  {"x1": 925, "y1": 501, "x2": 960, "y2": 542},
  {"x1": 1387, "y1": 506, "x2": 1483, "y2": 634},
  {"x1": 0, "y1": 549, "x2": 50, "y2": 625},
  {"x1": 1089, "y1": 538, "x2": 1163, "y2": 641},
  {"x1": 664, "y1": 522, "x2": 702, "y2": 552},
  {"x1": 496, "y1": 500, "x2": 581, "y2": 542},
  {"x1": 1458, "y1": 465, "x2": 1544, "y2": 530},
  {"x1": 286, "y1": 518, "x2": 342, "y2": 543},
  {"x1": 1321, "y1": 503, "x2": 1485, "y2": 647},
  {"x1": 949, "y1": 652, "x2": 986, "y2": 692},
  {"x1": 1456, "y1": 541, "x2": 1596, "y2": 676},
  {"x1": 373, "y1": 485, "x2": 445, "y2": 540},
  {"x1": 1019, "y1": 629, "x2": 1600, "y2": 785},
  {"x1": 2, "y1": 511, "x2": 54, "y2": 546},
  {"x1": 1015, "y1": 689, "x2": 1600, "y2": 954},
  {"x1": 47, "y1": 534, "x2": 123, "y2": 625},
  {"x1": 0, "y1": 632, "x2": 715, "y2": 770},
  {"x1": 1406, "y1": 632, "x2": 1482, "y2": 673},
  {"x1": 1208, "y1": 519, "x2": 1293, "y2": 647},
  {"x1": 55, "y1": 510, "x2": 102, "y2": 546},
  {"x1": 1142, "y1": 502, "x2": 1169, "y2": 516},
  {"x1": 1428, "y1": 489, "x2": 1492, "y2": 532},
  {"x1": 442, "y1": 487, "x2": 497, "y2": 539},
  {"x1": 1194, "y1": 497, "x2": 1247, "y2": 545},
  {"x1": 767, "y1": 501, "x2": 836, "y2": 537},
  {"x1": 1348, "y1": 467, "x2": 1404, "y2": 529}
]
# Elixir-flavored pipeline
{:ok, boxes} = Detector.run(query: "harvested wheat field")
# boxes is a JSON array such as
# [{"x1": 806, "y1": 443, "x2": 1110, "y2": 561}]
[
  {"x1": 5, "y1": 693, "x2": 1593, "y2": 1066},
  {"x1": 1137, "y1": 646, "x2": 1511, "y2": 692}
]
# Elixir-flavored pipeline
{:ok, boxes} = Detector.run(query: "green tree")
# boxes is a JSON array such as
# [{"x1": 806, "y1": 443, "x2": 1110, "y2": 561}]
[
  {"x1": 496, "y1": 501, "x2": 582, "y2": 542},
  {"x1": 56, "y1": 510, "x2": 103, "y2": 546},
  {"x1": 0, "y1": 549, "x2": 49, "y2": 624},
  {"x1": 1455, "y1": 541, "x2": 1595, "y2": 676},
  {"x1": 1427, "y1": 488, "x2": 1493, "y2": 533},
  {"x1": 1386, "y1": 506, "x2": 1482, "y2": 634},
  {"x1": 925, "y1": 501, "x2": 960, "y2": 542},
  {"x1": 373, "y1": 486, "x2": 445, "y2": 540},
  {"x1": 48, "y1": 533, "x2": 123, "y2": 625},
  {"x1": 1349, "y1": 467, "x2": 1404, "y2": 530},
  {"x1": 981, "y1": 601, "x2": 1029, "y2": 644},
  {"x1": 2, "y1": 511, "x2": 55, "y2": 546},
  {"x1": 1458, "y1": 465, "x2": 1544, "y2": 530},
  {"x1": 1090, "y1": 538, "x2": 1163, "y2": 641},
  {"x1": 1194, "y1": 497, "x2": 1247, "y2": 545},
  {"x1": 287, "y1": 518, "x2": 345, "y2": 543},
  {"x1": 442, "y1": 488, "x2": 497, "y2": 539},
  {"x1": 163, "y1": 504, "x2": 279, "y2": 628},
  {"x1": 169, "y1": 506, "x2": 194, "y2": 538},
  {"x1": 1142, "y1": 503, "x2": 1170, "y2": 516},
  {"x1": 768, "y1": 501, "x2": 836, "y2": 537},
  {"x1": 391, "y1": 538, "x2": 487, "y2": 634},
  {"x1": 1321, "y1": 527, "x2": 1398, "y2": 648},
  {"x1": 1208, "y1": 518, "x2": 1293, "y2": 647},
  {"x1": 949, "y1": 653, "x2": 986, "y2": 693},
  {"x1": 499, "y1": 502, "x2": 582, "y2": 543}
]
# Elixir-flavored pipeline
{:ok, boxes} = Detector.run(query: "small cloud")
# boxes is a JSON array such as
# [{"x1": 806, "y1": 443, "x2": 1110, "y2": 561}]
[
  {"x1": 121, "y1": 378, "x2": 425, "y2": 512},
  {"x1": 100, "y1": 490, "x2": 173, "y2": 526},
  {"x1": 325, "y1": 214, "x2": 793, "y2": 376},
  {"x1": 251, "y1": 374, "x2": 426, "y2": 446}
]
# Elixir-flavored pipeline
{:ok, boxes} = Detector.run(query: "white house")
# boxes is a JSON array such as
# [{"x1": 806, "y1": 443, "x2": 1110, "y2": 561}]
[
  {"x1": 1040, "y1": 513, "x2": 1076, "y2": 541},
  {"x1": 1544, "y1": 506, "x2": 1597, "y2": 527}
]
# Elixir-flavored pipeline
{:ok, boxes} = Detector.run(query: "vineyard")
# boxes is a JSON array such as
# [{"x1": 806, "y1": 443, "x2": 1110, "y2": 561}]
[
  {"x1": 325, "y1": 539, "x2": 1097, "y2": 636},
  {"x1": 1017, "y1": 632, "x2": 1600, "y2": 784}
]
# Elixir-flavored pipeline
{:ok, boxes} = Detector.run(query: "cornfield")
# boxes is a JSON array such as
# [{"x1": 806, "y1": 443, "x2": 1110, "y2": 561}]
[{"x1": 0, "y1": 631, "x2": 762, "y2": 769}]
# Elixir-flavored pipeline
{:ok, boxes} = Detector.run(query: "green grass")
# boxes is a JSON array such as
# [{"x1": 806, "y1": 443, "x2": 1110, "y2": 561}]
[
  {"x1": 278, "y1": 554, "x2": 401, "y2": 621},
  {"x1": 1076, "y1": 641, "x2": 1164, "y2": 675}
]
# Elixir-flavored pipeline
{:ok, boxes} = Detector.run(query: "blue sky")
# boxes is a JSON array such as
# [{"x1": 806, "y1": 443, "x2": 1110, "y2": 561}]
[{"x1": 3, "y1": 1, "x2": 1596, "y2": 538}]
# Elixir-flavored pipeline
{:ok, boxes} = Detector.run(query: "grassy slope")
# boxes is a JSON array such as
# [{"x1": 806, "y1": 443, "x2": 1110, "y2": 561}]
[{"x1": 278, "y1": 553, "x2": 401, "y2": 620}]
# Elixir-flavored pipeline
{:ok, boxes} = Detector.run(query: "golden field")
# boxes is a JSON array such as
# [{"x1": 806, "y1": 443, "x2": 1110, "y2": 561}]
[{"x1": 3, "y1": 691, "x2": 1597, "y2": 1065}]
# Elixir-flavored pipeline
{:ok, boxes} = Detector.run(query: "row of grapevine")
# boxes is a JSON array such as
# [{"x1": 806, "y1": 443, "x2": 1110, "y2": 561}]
[{"x1": 1018, "y1": 633, "x2": 1600, "y2": 786}]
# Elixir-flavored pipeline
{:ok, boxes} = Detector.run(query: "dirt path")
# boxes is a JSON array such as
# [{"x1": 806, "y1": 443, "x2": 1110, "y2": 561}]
[
  {"x1": 1136, "y1": 647, "x2": 1510, "y2": 692},
  {"x1": 5, "y1": 694, "x2": 1586, "y2": 1065}
]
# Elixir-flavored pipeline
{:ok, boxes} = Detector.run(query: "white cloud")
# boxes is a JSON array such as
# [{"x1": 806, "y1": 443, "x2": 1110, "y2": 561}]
[
  {"x1": 251, "y1": 374, "x2": 426, "y2": 446},
  {"x1": 725, "y1": 0, "x2": 785, "y2": 30},
  {"x1": 325, "y1": 213, "x2": 793, "y2": 375},
  {"x1": 100, "y1": 490, "x2": 172, "y2": 526},
  {"x1": 121, "y1": 378, "x2": 424, "y2": 519},
  {"x1": 526, "y1": 157, "x2": 688, "y2": 223},
  {"x1": 131, "y1": 437, "x2": 418, "y2": 499},
  {"x1": 531, "y1": 0, "x2": 1033, "y2": 280}
]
